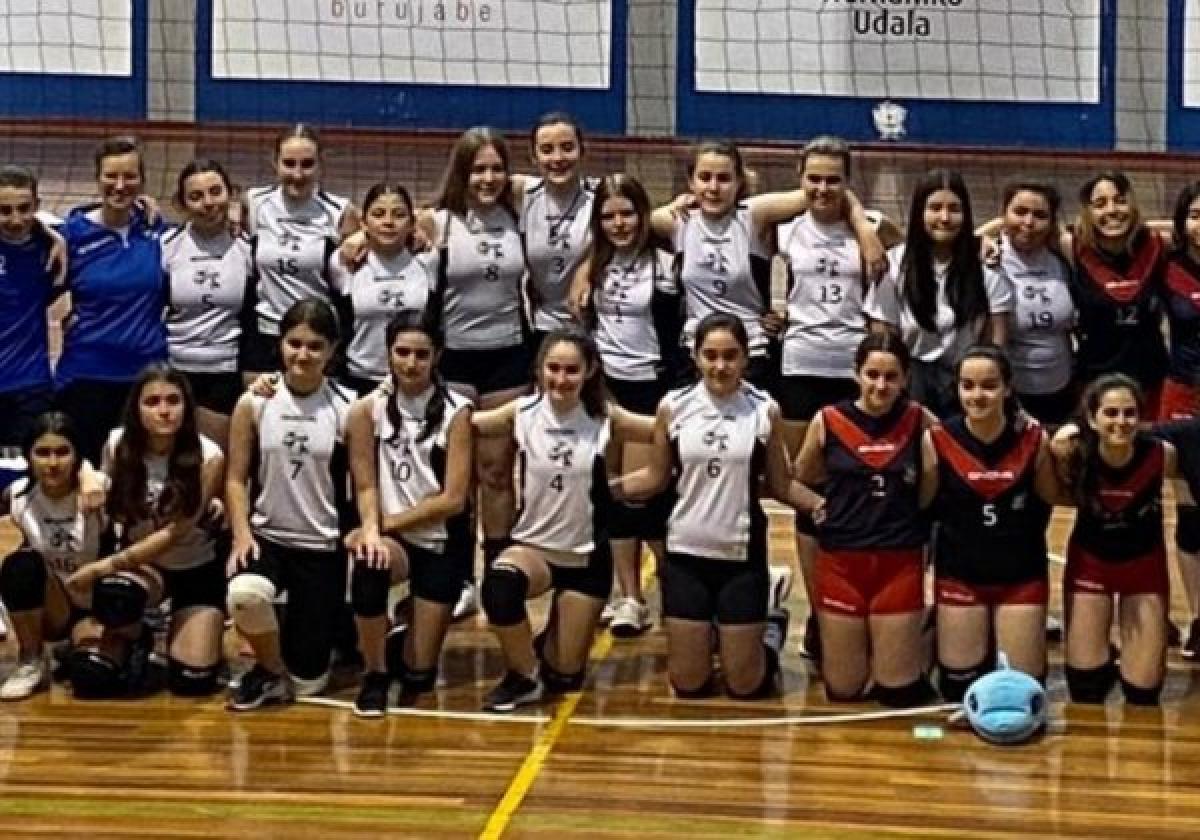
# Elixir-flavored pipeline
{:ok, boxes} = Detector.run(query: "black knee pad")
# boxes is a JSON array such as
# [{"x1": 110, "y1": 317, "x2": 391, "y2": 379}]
[
  {"x1": 671, "y1": 675, "x2": 717, "y2": 699},
  {"x1": 794, "y1": 510, "x2": 817, "y2": 538},
  {"x1": 1121, "y1": 678, "x2": 1162, "y2": 706},
  {"x1": 92, "y1": 574, "x2": 148, "y2": 628},
  {"x1": 1177, "y1": 506, "x2": 1200, "y2": 554},
  {"x1": 481, "y1": 565, "x2": 529, "y2": 627},
  {"x1": 482, "y1": 537, "x2": 513, "y2": 573},
  {"x1": 1065, "y1": 662, "x2": 1117, "y2": 704},
  {"x1": 350, "y1": 564, "x2": 391, "y2": 618},
  {"x1": 0, "y1": 548, "x2": 48, "y2": 611},
  {"x1": 728, "y1": 651, "x2": 781, "y2": 701},
  {"x1": 167, "y1": 658, "x2": 220, "y2": 697},
  {"x1": 541, "y1": 661, "x2": 584, "y2": 695},
  {"x1": 69, "y1": 648, "x2": 126, "y2": 699},
  {"x1": 937, "y1": 657, "x2": 994, "y2": 703},
  {"x1": 402, "y1": 666, "x2": 438, "y2": 695},
  {"x1": 873, "y1": 676, "x2": 937, "y2": 708},
  {"x1": 825, "y1": 683, "x2": 869, "y2": 703}
]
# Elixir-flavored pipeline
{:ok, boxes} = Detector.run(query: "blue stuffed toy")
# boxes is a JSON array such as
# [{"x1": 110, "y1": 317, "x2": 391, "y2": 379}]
[{"x1": 963, "y1": 652, "x2": 1046, "y2": 745}]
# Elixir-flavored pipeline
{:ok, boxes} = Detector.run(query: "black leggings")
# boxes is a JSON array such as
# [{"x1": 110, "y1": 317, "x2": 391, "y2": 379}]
[{"x1": 242, "y1": 538, "x2": 346, "y2": 680}]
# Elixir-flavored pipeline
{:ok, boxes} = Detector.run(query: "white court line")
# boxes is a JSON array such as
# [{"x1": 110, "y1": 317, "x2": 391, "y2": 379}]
[
  {"x1": 299, "y1": 696, "x2": 961, "y2": 728},
  {"x1": 299, "y1": 695, "x2": 549, "y2": 724}
]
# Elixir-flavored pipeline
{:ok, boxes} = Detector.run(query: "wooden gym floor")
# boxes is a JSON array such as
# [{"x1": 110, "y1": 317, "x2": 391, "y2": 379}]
[{"x1": 1, "y1": 507, "x2": 1199, "y2": 839}]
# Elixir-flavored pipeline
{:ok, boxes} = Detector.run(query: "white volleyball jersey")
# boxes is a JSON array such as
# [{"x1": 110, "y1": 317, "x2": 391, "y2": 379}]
[
  {"x1": 162, "y1": 225, "x2": 252, "y2": 373},
  {"x1": 103, "y1": 429, "x2": 222, "y2": 571},
  {"x1": 592, "y1": 249, "x2": 675, "y2": 382},
  {"x1": 519, "y1": 177, "x2": 595, "y2": 331},
  {"x1": 247, "y1": 185, "x2": 345, "y2": 335},
  {"x1": 8, "y1": 478, "x2": 104, "y2": 577},
  {"x1": 665, "y1": 382, "x2": 774, "y2": 561},
  {"x1": 996, "y1": 237, "x2": 1077, "y2": 395},
  {"x1": 778, "y1": 213, "x2": 865, "y2": 378},
  {"x1": 674, "y1": 203, "x2": 770, "y2": 356},
  {"x1": 249, "y1": 380, "x2": 352, "y2": 552},
  {"x1": 510, "y1": 394, "x2": 611, "y2": 563},
  {"x1": 864, "y1": 245, "x2": 1014, "y2": 364},
  {"x1": 330, "y1": 249, "x2": 437, "y2": 381},
  {"x1": 375, "y1": 385, "x2": 471, "y2": 552},
  {"x1": 436, "y1": 208, "x2": 525, "y2": 350}
]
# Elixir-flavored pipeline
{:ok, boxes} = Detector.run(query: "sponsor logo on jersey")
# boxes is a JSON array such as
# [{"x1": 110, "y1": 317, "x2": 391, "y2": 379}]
[
  {"x1": 858, "y1": 442, "x2": 896, "y2": 454},
  {"x1": 967, "y1": 469, "x2": 1015, "y2": 482}
]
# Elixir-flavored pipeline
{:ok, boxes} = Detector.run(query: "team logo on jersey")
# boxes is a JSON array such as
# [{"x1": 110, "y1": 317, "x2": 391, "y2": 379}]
[
  {"x1": 703, "y1": 429, "x2": 730, "y2": 452},
  {"x1": 378, "y1": 287, "x2": 407, "y2": 308},
  {"x1": 193, "y1": 268, "x2": 222, "y2": 288},
  {"x1": 277, "y1": 231, "x2": 303, "y2": 252},
  {"x1": 548, "y1": 441, "x2": 574, "y2": 468},
  {"x1": 700, "y1": 243, "x2": 730, "y2": 275},
  {"x1": 282, "y1": 430, "x2": 311, "y2": 455},
  {"x1": 873, "y1": 101, "x2": 908, "y2": 140}
]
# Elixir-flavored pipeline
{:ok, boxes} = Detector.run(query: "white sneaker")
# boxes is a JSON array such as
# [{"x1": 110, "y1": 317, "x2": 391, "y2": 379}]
[
  {"x1": 0, "y1": 657, "x2": 47, "y2": 701},
  {"x1": 610, "y1": 597, "x2": 651, "y2": 638},
  {"x1": 767, "y1": 565, "x2": 794, "y2": 612},
  {"x1": 599, "y1": 597, "x2": 619, "y2": 626},
  {"x1": 452, "y1": 582, "x2": 479, "y2": 622}
]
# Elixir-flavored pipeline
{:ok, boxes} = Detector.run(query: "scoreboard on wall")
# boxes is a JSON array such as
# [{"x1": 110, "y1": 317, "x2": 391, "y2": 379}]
[{"x1": 679, "y1": 0, "x2": 1115, "y2": 148}]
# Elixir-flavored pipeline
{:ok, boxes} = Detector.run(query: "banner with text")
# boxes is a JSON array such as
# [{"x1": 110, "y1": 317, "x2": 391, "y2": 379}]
[
  {"x1": 679, "y1": 0, "x2": 1112, "y2": 147},
  {"x1": 0, "y1": 0, "x2": 131, "y2": 75},
  {"x1": 211, "y1": 0, "x2": 611, "y2": 89},
  {"x1": 0, "y1": 0, "x2": 144, "y2": 118},
  {"x1": 695, "y1": 0, "x2": 1099, "y2": 102},
  {"x1": 1181, "y1": 1, "x2": 1200, "y2": 108}
]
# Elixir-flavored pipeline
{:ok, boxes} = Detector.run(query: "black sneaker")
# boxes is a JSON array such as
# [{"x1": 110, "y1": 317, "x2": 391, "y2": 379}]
[
  {"x1": 354, "y1": 671, "x2": 392, "y2": 718},
  {"x1": 1183, "y1": 620, "x2": 1200, "y2": 661},
  {"x1": 1167, "y1": 621, "x2": 1183, "y2": 649},
  {"x1": 799, "y1": 614, "x2": 822, "y2": 662},
  {"x1": 385, "y1": 623, "x2": 409, "y2": 680},
  {"x1": 227, "y1": 665, "x2": 293, "y2": 711},
  {"x1": 483, "y1": 670, "x2": 544, "y2": 713}
]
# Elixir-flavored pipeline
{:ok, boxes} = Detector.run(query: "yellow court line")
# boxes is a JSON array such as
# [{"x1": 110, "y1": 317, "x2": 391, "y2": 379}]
[{"x1": 478, "y1": 563, "x2": 653, "y2": 840}]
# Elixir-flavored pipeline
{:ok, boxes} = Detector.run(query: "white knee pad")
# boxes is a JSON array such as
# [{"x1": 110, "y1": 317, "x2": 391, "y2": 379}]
[{"x1": 226, "y1": 574, "x2": 279, "y2": 635}]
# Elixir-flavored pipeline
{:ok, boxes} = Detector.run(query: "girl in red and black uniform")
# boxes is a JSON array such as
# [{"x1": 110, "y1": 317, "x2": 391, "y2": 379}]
[
  {"x1": 1160, "y1": 182, "x2": 1200, "y2": 654},
  {"x1": 1069, "y1": 173, "x2": 1167, "y2": 416},
  {"x1": 1056, "y1": 374, "x2": 1177, "y2": 706},
  {"x1": 796, "y1": 330, "x2": 935, "y2": 707},
  {"x1": 924, "y1": 345, "x2": 1064, "y2": 700}
]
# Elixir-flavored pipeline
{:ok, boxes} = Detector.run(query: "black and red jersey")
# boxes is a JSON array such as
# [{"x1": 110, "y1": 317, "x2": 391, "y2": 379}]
[
  {"x1": 1072, "y1": 230, "x2": 1166, "y2": 389},
  {"x1": 1163, "y1": 254, "x2": 1200, "y2": 385},
  {"x1": 931, "y1": 416, "x2": 1050, "y2": 585},
  {"x1": 819, "y1": 398, "x2": 927, "y2": 551},
  {"x1": 1069, "y1": 435, "x2": 1165, "y2": 562}
]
